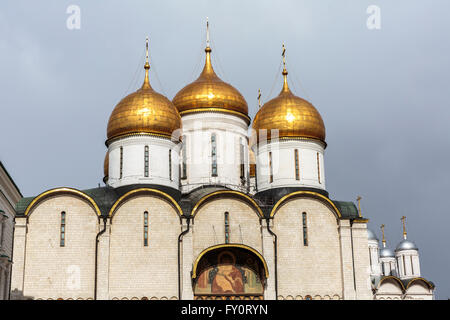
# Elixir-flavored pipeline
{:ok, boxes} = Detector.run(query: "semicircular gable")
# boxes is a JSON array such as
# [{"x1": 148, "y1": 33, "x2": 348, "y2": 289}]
[
  {"x1": 270, "y1": 191, "x2": 341, "y2": 219},
  {"x1": 405, "y1": 278, "x2": 435, "y2": 291},
  {"x1": 108, "y1": 188, "x2": 182, "y2": 218},
  {"x1": 377, "y1": 276, "x2": 406, "y2": 292},
  {"x1": 191, "y1": 190, "x2": 263, "y2": 218},
  {"x1": 24, "y1": 187, "x2": 101, "y2": 217}
]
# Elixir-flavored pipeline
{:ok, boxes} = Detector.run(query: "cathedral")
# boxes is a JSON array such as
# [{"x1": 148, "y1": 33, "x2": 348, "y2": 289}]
[{"x1": 8, "y1": 26, "x2": 435, "y2": 300}]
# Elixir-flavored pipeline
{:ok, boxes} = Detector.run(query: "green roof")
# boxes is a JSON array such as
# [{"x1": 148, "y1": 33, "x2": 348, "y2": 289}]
[{"x1": 332, "y1": 201, "x2": 360, "y2": 219}]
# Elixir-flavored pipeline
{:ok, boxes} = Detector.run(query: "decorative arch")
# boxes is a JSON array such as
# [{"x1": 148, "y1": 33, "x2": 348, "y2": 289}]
[
  {"x1": 405, "y1": 277, "x2": 434, "y2": 291},
  {"x1": 192, "y1": 244, "x2": 269, "y2": 279},
  {"x1": 24, "y1": 187, "x2": 101, "y2": 217},
  {"x1": 191, "y1": 190, "x2": 263, "y2": 218},
  {"x1": 269, "y1": 191, "x2": 342, "y2": 219},
  {"x1": 108, "y1": 188, "x2": 182, "y2": 218},
  {"x1": 192, "y1": 244, "x2": 268, "y2": 300},
  {"x1": 377, "y1": 276, "x2": 406, "y2": 292}
]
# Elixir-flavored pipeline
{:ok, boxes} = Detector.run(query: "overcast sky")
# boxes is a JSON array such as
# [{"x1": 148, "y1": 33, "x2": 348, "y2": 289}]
[{"x1": 0, "y1": 0, "x2": 449, "y2": 299}]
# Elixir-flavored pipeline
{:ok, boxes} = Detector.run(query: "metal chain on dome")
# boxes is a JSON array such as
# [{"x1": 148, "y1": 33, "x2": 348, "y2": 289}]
[
  {"x1": 289, "y1": 63, "x2": 312, "y2": 102},
  {"x1": 148, "y1": 50, "x2": 168, "y2": 96},
  {"x1": 189, "y1": 23, "x2": 206, "y2": 82},
  {"x1": 267, "y1": 58, "x2": 282, "y2": 99},
  {"x1": 124, "y1": 45, "x2": 146, "y2": 95},
  {"x1": 208, "y1": 19, "x2": 229, "y2": 83}
]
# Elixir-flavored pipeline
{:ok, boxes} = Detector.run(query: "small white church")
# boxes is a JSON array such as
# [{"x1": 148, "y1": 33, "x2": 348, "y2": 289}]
[{"x1": 9, "y1": 28, "x2": 435, "y2": 300}]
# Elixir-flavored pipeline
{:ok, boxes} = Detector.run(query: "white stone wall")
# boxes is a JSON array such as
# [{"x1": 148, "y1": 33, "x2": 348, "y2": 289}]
[
  {"x1": 254, "y1": 139, "x2": 325, "y2": 192},
  {"x1": 192, "y1": 197, "x2": 262, "y2": 257},
  {"x1": 368, "y1": 239, "x2": 381, "y2": 276},
  {"x1": 380, "y1": 257, "x2": 397, "y2": 276},
  {"x1": 272, "y1": 197, "x2": 342, "y2": 298},
  {"x1": 0, "y1": 164, "x2": 21, "y2": 300},
  {"x1": 396, "y1": 249, "x2": 421, "y2": 279},
  {"x1": 350, "y1": 222, "x2": 373, "y2": 299},
  {"x1": 108, "y1": 135, "x2": 180, "y2": 190},
  {"x1": 108, "y1": 194, "x2": 180, "y2": 300},
  {"x1": 19, "y1": 195, "x2": 99, "y2": 300},
  {"x1": 374, "y1": 279, "x2": 403, "y2": 300},
  {"x1": 180, "y1": 112, "x2": 250, "y2": 194}
]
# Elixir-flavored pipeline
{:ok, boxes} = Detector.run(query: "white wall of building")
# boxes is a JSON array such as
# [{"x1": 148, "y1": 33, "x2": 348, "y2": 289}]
[
  {"x1": 108, "y1": 135, "x2": 180, "y2": 190},
  {"x1": 16, "y1": 195, "x2": 99, "y2": 300},
  {"x1": 108, "y1": 194, "x2": 180, "y2": 300},
  {"x1": 272, "y1": 197, "x2": 342, "y2": 298},
  {"x1": 254, "y1": 139, "x2": 326, "y2": 193},
  {"x1": 368, "y1": 239, "x2": 381, "y2": 277},
  {"x1": 0, "y1": 163, "x2": 22, "y2": 300},
  {"x1": 180, "y1": 112, "x2": 250, "y2": 194},
  {"x1": 396, "y1": 249, "x2": 421, "y2": 280}
]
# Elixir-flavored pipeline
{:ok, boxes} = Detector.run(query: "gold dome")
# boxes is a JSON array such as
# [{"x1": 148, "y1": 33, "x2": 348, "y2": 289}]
[
  {"x1": 172, "y1": 46, "x2": 248, "y2": 119},
  {"x1": 252, "y1": 68, "x2": 325, "y2": 146},
  {"x1": 107, "y1": 40, "x2": 181, "y2": 142}
]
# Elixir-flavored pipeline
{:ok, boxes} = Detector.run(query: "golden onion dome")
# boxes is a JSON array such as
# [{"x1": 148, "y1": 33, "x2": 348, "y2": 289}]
[
  {"x1": 103, "y1": 151, "x2": 109, "y2": 183},
  {"x1": 172, "y1": 46, "x2": 248, "y2": 119},
  {"x1": 252, "y1": 66, "x2": 325, "y2": 146},
  {"x1": 106, "y1": 39, "x2": 181, "y2": 142}
]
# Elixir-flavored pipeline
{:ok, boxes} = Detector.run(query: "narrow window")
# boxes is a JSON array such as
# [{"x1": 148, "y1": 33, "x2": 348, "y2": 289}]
[
  {"x1": 402, "y1": 255, "x2": 406, "y2": 275},
  {"x1": 269, "y1": 152, "x2": 273, "y2": 183},
  {"x1": 169, "y1": 149, "x2": 172, "y2": 181},
  {"x1": 60, "y1": 211, "x2": 66, "y2": 247},
  {"x1": 211, "y1": 133, "x2": 218, "y2": 177},
  {"x1": 410, "y1": 256, "x2": 414, "y2": 274},
  {"x1": 294, "y1": 149, "x2": 300, "y2": 180},
  {"x1": 302, "y1": 212, "x2": 308, "y2": 246},
  {"x1": 224, "y1": 212, "x2": 230, "y2": 243},
  {"x1": 143, "y1": 211, "x2": 149, "y2": 247},
  {"x1": 239, "y1": 139, "x2": 245, "y2": 181},
  {"x1": 181, "y1": 135, "x2": 187, "y2": 179},
  {"x1": 316, "y1": 152, "x2": 321, "y2": 184},
  {"x1": 119, "y1": 146, "x2": 123, "y2": 179},
  {"x1": 144, "y1": 145, "x2": 149, "y2": 177},
  {"x1": 0, "y1": 218, "x2": 5, "y2": 245}
]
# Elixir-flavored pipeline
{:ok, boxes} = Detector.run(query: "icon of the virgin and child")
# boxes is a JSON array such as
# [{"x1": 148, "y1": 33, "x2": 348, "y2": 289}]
[{"x1": 194, "y1": 251, "x2": 263, "y2": 295}]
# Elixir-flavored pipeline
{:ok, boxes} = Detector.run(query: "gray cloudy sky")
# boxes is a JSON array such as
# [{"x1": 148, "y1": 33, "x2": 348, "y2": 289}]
[{"x1": 1, "y1": 0, "x2": 449, "y2": 298}]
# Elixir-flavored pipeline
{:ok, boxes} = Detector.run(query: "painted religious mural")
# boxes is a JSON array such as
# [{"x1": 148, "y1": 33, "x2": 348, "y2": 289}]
[{"x1": 194, "y1": 248, "x2": 265, "y2": 299}]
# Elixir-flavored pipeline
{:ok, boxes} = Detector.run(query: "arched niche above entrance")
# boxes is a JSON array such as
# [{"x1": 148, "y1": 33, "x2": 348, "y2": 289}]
[{"x1": 192, "y1": 244, "x2": 268, "y2": 300}]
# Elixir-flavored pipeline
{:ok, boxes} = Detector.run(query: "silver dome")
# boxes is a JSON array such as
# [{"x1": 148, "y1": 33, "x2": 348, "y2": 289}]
[
  {"x1": 395, "y1": 239, "x2": 418, "y2": 252},
  {"x1": 367, "y1": 229, "x2": 379, "y2": 242},
  {"x1": 380, "y1": 247, "x2": 395, "y2": 258}
]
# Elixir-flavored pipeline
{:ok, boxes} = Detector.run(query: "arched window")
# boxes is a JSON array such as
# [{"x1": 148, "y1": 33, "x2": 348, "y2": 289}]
[
  {"x1": 269, "y1": 152, "x2": 273, "y2": 183},
  {"x1": 181, "y1": 135, "x2": 187, "y2": 179},
  {"x1": 239, "y1": 138, "x2": 245, "y2": 182},
  {"x1": 143, "y1": 211, "x2": 149, "y2": 247},
  {"x1": 60, "y1": 211, "x2": 66, "y2": 247},
  {"x1": 211, "y1": 133, "x2": 218, "y2": 177},
  {"x1": 144, "y1": 146, "x2": 149, "y2": 177},
  {"x1": 169, "y1": 149, "x2": 172, "y2": 181},
  {"x1": 316, "y1": 152, "x2": 321, "y2": 184},
  {"x1": 302, "y1": 212, "x2": 308, "y2": 246},
  {"x1": 119, "y1": 146, "x2": 124, "y2": 179},
  {"x1": 294, "y1": 149, "x2": 300, "y2": 180},
  {"x1": 224, "y1": 212, "x2": 230, "y2": 243}
]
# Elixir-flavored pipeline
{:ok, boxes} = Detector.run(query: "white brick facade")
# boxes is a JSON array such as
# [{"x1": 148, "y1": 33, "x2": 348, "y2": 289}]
[{"x1": 10, "y1": 189, "x2": 394, "y2": 300}]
